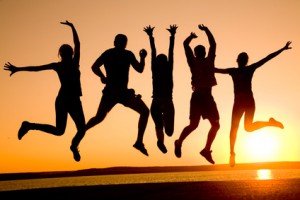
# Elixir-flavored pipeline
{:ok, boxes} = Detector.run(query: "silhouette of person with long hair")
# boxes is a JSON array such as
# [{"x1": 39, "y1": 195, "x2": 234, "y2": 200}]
[
  {"x1": 174, "y1": 24, "x2": 220, "y2": 164},
  {"x1": 85, "y1": 34, "x2": 150, "y2": 156},
  {"x1": 143, "y1": 24, "x2": 178, "y2": 154},
  {"x1": 215, "y1": 41, "x2": 292, "y2": 167},
  {"x1": 4, "y1": 21, "x2": 85, "y2": 162}
]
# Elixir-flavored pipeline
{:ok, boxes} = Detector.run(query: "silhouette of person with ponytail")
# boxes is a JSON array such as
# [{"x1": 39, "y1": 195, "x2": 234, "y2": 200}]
[
  {"x1": 4, "y1": 21, "x2": 85, "y2": 162},
  {"x1": 215, "y1": 41, "x2": 291, "y2": 167}
]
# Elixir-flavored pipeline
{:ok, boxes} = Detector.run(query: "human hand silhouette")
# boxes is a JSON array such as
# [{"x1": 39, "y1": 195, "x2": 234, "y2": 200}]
[
  {"x1": 143, "y1": 25, "x2": 155, "y2": 36},
  {"x1": 60, "y1": 20, "x2": 73, "y2": 27},
  {"x1": 198, "y1": 24, "x2": 208, "y2": 31},
  {"x1": 4, "y1": 62, "x2": 18, "y2": 76},
  {"x1": 140, "y1": 49, "x2": 147, "y2": 58},
  {"x1": 167, "y1": 24, "x2": 178, "y2": 36},
  {"x1": 190, "y1": 32, "x2": 198, "y2": 39},
  {"x1": 283, "y1": 41, "x2": 292, "y2": 50}
]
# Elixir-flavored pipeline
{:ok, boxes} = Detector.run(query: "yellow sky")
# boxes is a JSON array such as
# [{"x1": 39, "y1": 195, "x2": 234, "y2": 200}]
[{"x1": 0, "y1": 0, "x2": 299, "y2": 173}]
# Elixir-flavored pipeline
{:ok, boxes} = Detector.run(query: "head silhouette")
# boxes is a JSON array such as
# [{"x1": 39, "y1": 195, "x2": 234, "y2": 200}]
[
  {"x1": 156, "y1": 54, "x2": 168, "y2": 65},
  {"x1": 114, "y1": 34, "x2": 127, "y2": 49},
  {"x1": 194, "y1": 45, "x2": 206, "y2": 59},
  {"x1": 237, "y1": 52, "x2": 249, "y2": 67},
  {"x1": 59, "y1": 44, "x2": 73, "y2": 61}
]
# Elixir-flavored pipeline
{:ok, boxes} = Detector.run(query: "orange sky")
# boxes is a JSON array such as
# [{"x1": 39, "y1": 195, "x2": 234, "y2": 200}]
[{"x1": 0, "y1": 0, "x2": 299, "y2": 173}]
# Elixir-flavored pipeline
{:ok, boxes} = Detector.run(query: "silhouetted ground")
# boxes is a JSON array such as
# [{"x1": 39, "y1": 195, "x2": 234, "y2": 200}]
[{"x1": 0, "y1": 179, "x2": 300, "y2": 200}]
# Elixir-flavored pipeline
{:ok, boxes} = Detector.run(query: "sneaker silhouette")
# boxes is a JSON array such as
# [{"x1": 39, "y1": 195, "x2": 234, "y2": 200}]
[
  {"x1": 18, "y1": 121, "x2": 30, "y2": 140},
  {"x1": 157, "y1": 141, "x2": 167, "y2": 154},
  {"x1": 70, "y1": 146, "x2": 81, "y2": 162},
  {"x1": 133, "y1": 142, "x2": 149, "y2": 156},
  {"x1": 200, "y1": 149, "x2": 215, "y2": 164},
  {"x1": 174, "y1": 140, "x2": 182, "y2": 158}
]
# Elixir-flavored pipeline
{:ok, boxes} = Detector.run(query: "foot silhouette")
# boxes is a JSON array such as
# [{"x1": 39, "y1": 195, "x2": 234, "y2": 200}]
[
  {"x1": 200, "y1": 149, "x2": 215, "y2": 164},
  {"x1": 133, "y1": 142, "x2": 149, "y2": 156}
]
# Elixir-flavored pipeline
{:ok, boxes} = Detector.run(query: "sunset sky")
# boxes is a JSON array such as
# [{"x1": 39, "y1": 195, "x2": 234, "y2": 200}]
[{"x1": 0, "y1": 0, "x2": 299, "y2": 173}]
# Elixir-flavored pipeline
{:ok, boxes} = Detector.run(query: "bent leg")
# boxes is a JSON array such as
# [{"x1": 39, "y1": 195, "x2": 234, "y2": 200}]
[
  {"x1": 20, "y1": 96, "x2": 68, "y2": 138},
  {"x1": 178, "y1": 119, "x2": 198, "y2": 144},
  {"x1": 174, "y1": 119, "x2": 199, "y2": 158},
  {"x1": 243, "y1": 96, "x2": 284, "y2": 131},
  {"x1": 124, "y1": 95, "x2": 149, "y2": 156},
  {"x1": 178, "y1": 92, "x2": 200, "y2": 145},
  {"x1": 29, "y1": 113, "x2": 67, "y2": 136},
  {"x1": 204, "y1": 118, "x2": 220, "y2": 151},
  {"x1": 125, "y1": 96, "x2": 149, "y2": 144},
  {"x1": 199, "y1": 118, "x2": 220, "y2": 164},
  {"x1": 86, "y1": 94, "x2": 115, "y2": 131},
  {"x1": 175, "y1": 92, "x2": 200, "y2": 158}
]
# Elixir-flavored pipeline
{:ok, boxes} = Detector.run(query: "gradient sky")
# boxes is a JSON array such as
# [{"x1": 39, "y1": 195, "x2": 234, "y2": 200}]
[{"x1": 0, "y1": 0, "x2": 299, "y2": 173}]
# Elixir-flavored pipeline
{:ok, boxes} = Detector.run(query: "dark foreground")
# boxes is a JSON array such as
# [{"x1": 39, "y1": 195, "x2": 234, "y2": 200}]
[{"x1": 1, "y1": 179, "x2": 300, "y2": 200}]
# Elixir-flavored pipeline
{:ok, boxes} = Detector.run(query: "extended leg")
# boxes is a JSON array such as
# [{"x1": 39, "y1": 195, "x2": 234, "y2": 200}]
[
  {"x1": 69, "y1": 99, "x2": 86, "y2": 162},
  {"x1": 151, "y1": 99, "x2": 167, "y2": 153},
  {"x1": 200, "y1": 118, "x2": 220, "y2": 164}
]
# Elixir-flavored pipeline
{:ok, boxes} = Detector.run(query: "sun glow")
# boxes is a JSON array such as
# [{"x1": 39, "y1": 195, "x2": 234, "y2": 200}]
[
  {"x1": 244, "y1": 131, "x2": 280, "y2": 162},
  {"x1": 256, "y1": 169, "x2": 273, "y2": 180}
]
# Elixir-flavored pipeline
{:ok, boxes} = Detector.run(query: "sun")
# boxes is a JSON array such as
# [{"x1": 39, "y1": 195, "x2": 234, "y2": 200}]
[{"x1": 243, "y1": 130, "x2": 280, "y2": 162}]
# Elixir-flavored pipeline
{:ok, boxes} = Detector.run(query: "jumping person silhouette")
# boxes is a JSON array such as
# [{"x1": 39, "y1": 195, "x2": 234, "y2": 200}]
[
  {"x1": 85, "y1": 34, "x2": 150, "y2": 156},
  {"x1": 215, "y1": 41, "x2": 291, "y2": 167},
  {"x1": 174, "y1": 24, "x2": 220, "y2": 164},
  {"x1": 143, "y1": 24, "x2": 178, "y2": 154},
  {"x1": 4, "y1": 21, "x2": 85, "y2": 162}
]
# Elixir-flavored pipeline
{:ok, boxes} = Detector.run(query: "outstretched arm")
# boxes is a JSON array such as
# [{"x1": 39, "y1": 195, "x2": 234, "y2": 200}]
[
  {"x1": 143, "y1": 25, "x2": 156, "y2": 59},
  {"x1": 4, "y1": 62, "x2": 55, "y2": 76},
  {"x1": 214, "y1": 67, "x2": 230, "y2": 74},
  {"x1": 252, "y1": 41, "x2": 292, "y2": 70},
  {"x1": 61, "y1": 20, "x2": 80, "y2": 65},
  {"x1": 167, "y1": 24, "x2": 178, "y2": 67},
  {"x1": 199, "y1": 24, "x2": 216, "y2": 57}
]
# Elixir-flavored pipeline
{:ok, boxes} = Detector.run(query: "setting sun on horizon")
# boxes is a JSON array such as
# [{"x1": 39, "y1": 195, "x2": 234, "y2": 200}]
[
  {"x1": 0, "y1": 0, "x2": 299, "y2": 173},
  {"x1": 244, "y1": 130, "x2": 281, "y2": 161}
]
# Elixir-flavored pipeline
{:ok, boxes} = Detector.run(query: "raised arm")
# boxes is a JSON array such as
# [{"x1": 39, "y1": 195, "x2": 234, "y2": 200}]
[
  {"x1": 199, "y1": 24, "x2": 216, "y2": 58},
  {"x1": 143, "y1": 25, "x2": 156, "y2": 60},
  {"x1": 61, "y1": 20, "x2": 80, "y2": 65},
  {"x1": 251, "y1": 41, "x2": 292, "y2": 70},
  {"x1": 4, "y1": 62, "x2": 55, "y2": 76},
  {"x1": 183, "y1": 32, "x2": 197, "y2": 67},
  {"x1": 167, "y1": 24, "x2": 178, "y2": 66}
]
